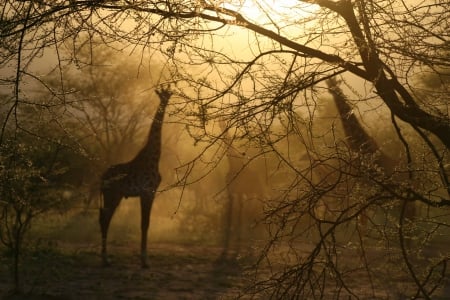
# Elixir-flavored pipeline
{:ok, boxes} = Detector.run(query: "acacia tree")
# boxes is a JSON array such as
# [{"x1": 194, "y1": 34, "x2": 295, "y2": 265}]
[
  {"x1": 0, "y1": 104, "x2": 73, "y2": 293},
  {"x1": 1, "y1": 0, "x2": 449, "y2": 298}
]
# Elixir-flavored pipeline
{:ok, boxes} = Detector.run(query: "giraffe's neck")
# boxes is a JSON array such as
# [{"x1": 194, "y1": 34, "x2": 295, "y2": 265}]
[
  {"x1": 133, "y1": 99, "x2": 168, "y2": 164},
  {"x1": 329, "y1": 83, "x2": 378, "y2": 154}
]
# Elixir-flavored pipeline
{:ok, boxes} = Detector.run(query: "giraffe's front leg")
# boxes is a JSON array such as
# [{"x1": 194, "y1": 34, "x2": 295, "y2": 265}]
[
  {"x1": 101, "y1": 238, "x2": 109, "y2": 267},
  {"x1": 140, "y1": 193, "x2": 155, "y2": 268}
]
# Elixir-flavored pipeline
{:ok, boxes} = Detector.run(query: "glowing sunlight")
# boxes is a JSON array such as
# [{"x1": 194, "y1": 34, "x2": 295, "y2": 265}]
[{"x1": 235, "y1": 0, "x2": 320, "y2": 22}]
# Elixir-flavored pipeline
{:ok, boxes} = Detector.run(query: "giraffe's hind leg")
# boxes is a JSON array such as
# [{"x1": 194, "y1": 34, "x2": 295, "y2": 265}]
[{"x1": 99, "y1": 191, "x2": 122, "y2": 267}]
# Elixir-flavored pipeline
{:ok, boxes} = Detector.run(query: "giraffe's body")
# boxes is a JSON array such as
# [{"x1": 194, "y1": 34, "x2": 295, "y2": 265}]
[
  {"x1": 101, "y1": 163, "x2": 161, "y2": 198},
  {"x1": 99, "y1": 86, "x2": 171, "y2": 268}
]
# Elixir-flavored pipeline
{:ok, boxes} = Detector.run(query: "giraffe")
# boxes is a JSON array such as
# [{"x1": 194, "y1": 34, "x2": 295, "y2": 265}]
[
  {"x1": 219, "y1": 122, "x2": 244, "y2": 260},
  {"x1": 325, "y1": 77, "x2": 416, "y2": 234},
  {"x1": 218, "y1": 120, "x2": 267, "y2": 260},
  {"x1": 99, "y1": 84, "x2": 172, "y2": 268},
  {"x1": 326, "y1": 77, "x2": 383, "y2": 229}
]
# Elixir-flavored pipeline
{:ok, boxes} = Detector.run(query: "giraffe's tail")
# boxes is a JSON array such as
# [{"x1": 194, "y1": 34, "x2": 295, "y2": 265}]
[
  {"x1": 83, "y1": 179, "x2": 104, "y2": 211},
  {"x1": 96, "y1": 176, "x2": 105, "y2": 210},
  {"x1": 99, "y1": 186, "x2": 104, "y2": 210}
]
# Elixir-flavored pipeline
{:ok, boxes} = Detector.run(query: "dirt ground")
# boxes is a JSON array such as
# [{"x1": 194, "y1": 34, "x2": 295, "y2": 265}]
[
  {"x1": 2, "y1": 207, "x2": 449, "y2": 299},
  {"x1": 2, "y1": 240, "x2": 450, "y2": 299},
  {"x1": 0, "y1": 243, "x2": 256, "y2": 300}
]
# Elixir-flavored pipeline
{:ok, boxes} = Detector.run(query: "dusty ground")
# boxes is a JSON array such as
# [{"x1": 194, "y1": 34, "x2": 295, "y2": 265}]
[
  {"x1": 2, "y1": 208, "x2": 449, "y2": 299},
  {"x1": 2, "y1": 240, "x2": 450, "y2": 299},
  {"x1": 0, "y1": 243, "x2": 256, "y2": 300}
]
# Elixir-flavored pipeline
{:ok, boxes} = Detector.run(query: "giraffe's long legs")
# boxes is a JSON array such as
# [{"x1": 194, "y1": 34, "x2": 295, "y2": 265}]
[
  {"x1": 99, "y1": 192, "x2": 122, "y2": 267},
  {"x1": 140, "y1": 192, "x2": 155, "y2": 268}
]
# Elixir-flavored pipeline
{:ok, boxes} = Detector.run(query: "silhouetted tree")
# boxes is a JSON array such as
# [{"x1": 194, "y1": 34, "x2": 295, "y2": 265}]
[
  {"x1": 1, "y1": 1, "x2": 449, "y2": 298},
  {"x1": 0, "y1": 117, "x2": 71, "y2": 294}
]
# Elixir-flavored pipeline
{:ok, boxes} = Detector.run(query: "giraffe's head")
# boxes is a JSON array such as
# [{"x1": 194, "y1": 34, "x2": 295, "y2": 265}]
[{"x1": 155, "y1": 84, "x2": 172, "y2": 105}]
